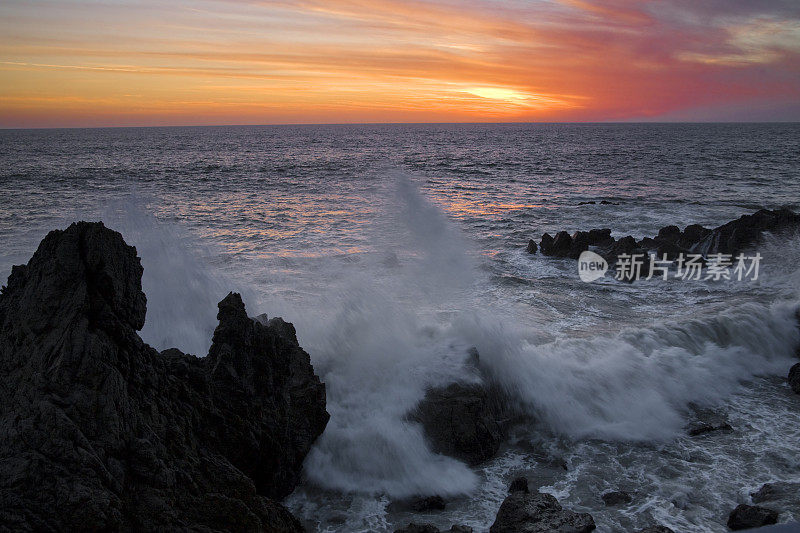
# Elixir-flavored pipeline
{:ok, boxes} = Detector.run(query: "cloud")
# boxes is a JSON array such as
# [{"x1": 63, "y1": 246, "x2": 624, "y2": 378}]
[{"x1": 0, "y1": 0, "x2": 798, "y2": 126}]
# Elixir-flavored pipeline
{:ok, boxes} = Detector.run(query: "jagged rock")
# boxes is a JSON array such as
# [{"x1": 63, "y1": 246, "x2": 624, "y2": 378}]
[
  {"x1": 657, "y1": 225, "x2": 681, "y2": 242},
  {"x1": 534, "y1": 208, "x2": 800, "y2": 273},
  {"x1": 601, "y1": 491, "x2": 632, "y2": 506},
  {"x1": 489, "y1": 491, "x2": 595, "y2": 533},
  {"x1": 509, "y1": 477, "x2": 530, "y2": 494},
  {"x1": 692, "y1": 208, "x2": 800, "y2": 256},
  {"x1": 788, "y1": 363, "x2": 800, "y2": 394},
  {"x1": 551, "y1": 231, "x2": 573, "y2": 257},
  {"x1": 727, "y1": 504, "x2": 779, "y2": 530},
  {"x1": 636, "y1": 527, "x2": 674, "y2": 533},
  {"x1": 0, "y1": 221, "x2": 329, "y2": 531},
  {"x1": 411, "y1": 382, "x2": 503, "y2": 465},
  {"x1": 527, "y1": 239, "x2": 538, "y2": 254},
  {"x1": 540, "y1": 233, "x2": 555, "y2": 255}
]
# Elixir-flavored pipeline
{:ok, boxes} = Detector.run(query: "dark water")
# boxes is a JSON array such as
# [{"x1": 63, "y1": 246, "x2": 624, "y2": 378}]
[{"x1": 1, "y1": 123, "x2": 800, "y2": 532}]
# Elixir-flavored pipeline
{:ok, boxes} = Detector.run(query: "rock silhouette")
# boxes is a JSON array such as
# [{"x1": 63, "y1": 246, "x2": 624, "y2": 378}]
[{"x1": 0, "y1": 222, "x2": 328, "y2": 532}]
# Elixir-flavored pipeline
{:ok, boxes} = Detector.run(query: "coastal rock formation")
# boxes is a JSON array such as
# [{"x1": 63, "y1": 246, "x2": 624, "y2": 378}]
[
  {"x1": 411, "y1": 382, "x2": 503, "y2": 465},
  {"x1": 533, "y1": 208, "x2": 800, "y2": 268},
  {"x1": 489, "y1": 490, "x2": 596, "y2": 533},
  {"x1": 726, "y1": 504, "x2": 779, "y2": 530},
  {"x1": 0, "y1": 222, "x2": 329, "y2": 531}
]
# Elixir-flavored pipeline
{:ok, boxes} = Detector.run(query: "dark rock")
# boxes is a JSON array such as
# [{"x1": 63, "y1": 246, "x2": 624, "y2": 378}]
[
  {"x1": 395, "y1": 524, "x2": 441, "y2": 533},
  {"x1": 568, "y1": 231, "x2": 592, "y2": 259},
  {"x1": 509, "y1": 476, "x2": 530, "y2": 494},
  {"x1": 688, "y1": 421, "x2": 733, "y2": 436},
  {"x1": 540, "y1": 233, "x2": 555, "y2": 255},
  {"x1": 0, "y1": 221, "x2": 328, "y2": 531},
  {"x1": 654, "y1": 239, "x2": 690, "y2": 261},
  {"x1": 527, "y1": 239, "x2": 538, "y2": 254},
  {"x1": 550, "y1": 231, "x2": 573, "y2": 257},
  {"x1": 727, "y1": 504, "x2": 779, "y2": 530},
  {"x1": 789, "y1": 363, "x2": 800, "y2": 394},
  {"x1": 389, "y1": 495, "x2": 447, "y2": 513},
  {"x1": 412, "y1": 496, "x2": 446, "y2": 512},
  {"x1": 533, "y1": 208, "x2": 800, "y2": 269},
  {"x1": 636, "y1": 527, "x2": 674, "y2": 533},
  {"x1": 567, "y1": 229, "x2": 613, "y2": 259},
  {"x1": 687, "y1": 408, "x2": 732, "y2": 436},
  {"x1": 601, "y1": 491, "x2": 632, "y2": 506},
  {"x1": 394, "y1": 525, "x2": 472, "y2": 533},
  {"x1": 751, "y1": 481, "x2": 800, "y2": 504},
  {"x1": 657, "y1": 225, "x2": 681, "y2": 242},
  {"x1": 588, "y1": 228, "x2": 612, "y2": 243},
  {"x1": 578, "y1": 201, "x2": 596, "y2": 205},
  {"x1": 490, "y1": 491, "x2": 595, "y2": 533},
  {"x1": 680, "y1": 224, "x2": 712, "y2": 247},
  {"x1": 691, "y1": 208, "x2": 800, "y2": 256},
  {"x1": 412, "y1": 382, "x2": 503, "y2": 465},
  {"x1": 599, "y1": 200, "x2": 619, "y2": 205}
]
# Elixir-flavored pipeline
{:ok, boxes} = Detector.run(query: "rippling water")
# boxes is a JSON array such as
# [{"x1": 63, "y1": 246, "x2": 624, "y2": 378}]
[{"x1": 1, "y1": 123, "x2": 800, "y2": 532}]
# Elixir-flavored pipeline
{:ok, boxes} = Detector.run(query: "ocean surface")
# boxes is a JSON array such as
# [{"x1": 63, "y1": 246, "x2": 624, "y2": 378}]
[{"x1": 2, "y1": 123, "x2": 800, "y2": 532}]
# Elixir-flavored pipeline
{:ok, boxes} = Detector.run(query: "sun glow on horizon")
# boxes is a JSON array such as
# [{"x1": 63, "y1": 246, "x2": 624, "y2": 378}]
[{"x1": 0, "y1": 0, "x2": 798, "y2": 127}]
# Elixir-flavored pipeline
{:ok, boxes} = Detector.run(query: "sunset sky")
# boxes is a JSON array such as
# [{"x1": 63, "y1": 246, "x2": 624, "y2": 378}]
[{"x1": 1, "y1": 0, "x2": 799, "y2": 127}]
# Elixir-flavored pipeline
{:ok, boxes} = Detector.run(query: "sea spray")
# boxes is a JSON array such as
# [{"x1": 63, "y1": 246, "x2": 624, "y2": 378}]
[{"x1": 454, "y1": 300, "x2": 800, "y2": 442}]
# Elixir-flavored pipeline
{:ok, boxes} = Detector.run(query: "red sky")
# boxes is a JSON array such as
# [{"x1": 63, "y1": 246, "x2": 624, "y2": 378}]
[{"x1": 1, "y1": 0, "x2": 799, "y2": 127}]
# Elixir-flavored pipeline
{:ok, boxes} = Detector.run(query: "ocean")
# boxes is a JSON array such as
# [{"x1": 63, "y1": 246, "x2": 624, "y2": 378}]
[{"x1": 1, "y1": 123, "x2": 800, "y2": 532}]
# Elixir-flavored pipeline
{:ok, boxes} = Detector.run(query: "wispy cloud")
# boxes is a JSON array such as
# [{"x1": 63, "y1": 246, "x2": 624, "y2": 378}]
[{"x1": 0, "y1": 0, "x2": 798, "y2": 126}]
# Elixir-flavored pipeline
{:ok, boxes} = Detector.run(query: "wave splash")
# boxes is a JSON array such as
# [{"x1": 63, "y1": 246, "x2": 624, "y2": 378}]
[{"x1": 106, "y1": 174, "x2": 800, "y2": 498}]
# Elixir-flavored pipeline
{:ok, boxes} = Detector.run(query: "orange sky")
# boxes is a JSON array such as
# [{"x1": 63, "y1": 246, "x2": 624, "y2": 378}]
[{"x1": 1, "y1": 0, "x2": 799, "y2": 127}]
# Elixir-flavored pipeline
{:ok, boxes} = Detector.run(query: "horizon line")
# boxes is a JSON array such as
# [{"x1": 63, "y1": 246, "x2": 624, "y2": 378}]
[{"x1": 3, "y1": 119, "x2": 800, "y2": 131}]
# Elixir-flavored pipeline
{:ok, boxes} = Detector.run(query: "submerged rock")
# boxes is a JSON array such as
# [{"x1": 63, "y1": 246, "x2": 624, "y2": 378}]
[
  {"x1": 601, "y1": 491, "x2": 632, "y2": 506},
  {"x1": 752, "y1": 482, "x2": 800, "y2": 504},
  {"x1": 727, "y1": 504, "x2": 779, "y2": 530},
  {"x1": 788, "y1": 363, "x2": 800, "y2": 394},
  {"x1": 489, "y1": 491, "x2": 595, "y2": 533},
  {"x1": 388, "y1": 495, "x2": 447, "y2": 513},
  {"x1": 0, "y1": 222, "x2": 329, "y2": 531},
  {"x1": 411, "y1": 382, "x2": 503, "y2": 465},
  {"x1": 687, "y1": 408, "x2": 733, "y2": 437},
  {"x1": 394, "y1": 524, "x2": 472, "y2": 533}
]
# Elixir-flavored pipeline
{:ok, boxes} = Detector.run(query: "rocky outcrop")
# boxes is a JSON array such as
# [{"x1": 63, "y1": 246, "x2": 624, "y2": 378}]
[
  {"x1": 411, "y1": 382, "x2": 504, "y2": 465},
  {"x1": 533, "y1": 208, "x2": 800, "y2": 267},
  {"x1": 489, "y1": 490, "x2": 595, "y2": 533},
  {"x1": 727, "y1": 504, "x2": 779, "y2": 530},
  {"x1": 0, "y1": 222, "x2": 329, "y2": 531}
]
